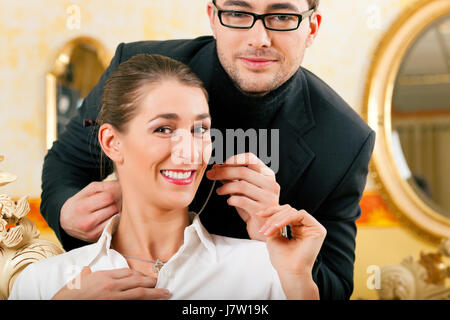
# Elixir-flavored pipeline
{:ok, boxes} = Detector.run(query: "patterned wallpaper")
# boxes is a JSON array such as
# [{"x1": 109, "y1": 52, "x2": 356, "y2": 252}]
[
  {"x1": 1, "y1": 0, "x2": 432, "y2": 301},
  {"x1": 0, "y1": 0, "x2": 417, "y2": 229},
  {"x1": 0, "y1": 0, "x2": 416, "y2": 198}
]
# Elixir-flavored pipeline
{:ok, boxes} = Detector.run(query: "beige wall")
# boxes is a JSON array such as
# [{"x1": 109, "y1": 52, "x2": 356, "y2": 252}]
[
  {"x1": 0, "y1": 0, "x2": 210, "y2": 198},
  {"x1": 0, "y1": 0, "x2": 442, "y2": 300}
]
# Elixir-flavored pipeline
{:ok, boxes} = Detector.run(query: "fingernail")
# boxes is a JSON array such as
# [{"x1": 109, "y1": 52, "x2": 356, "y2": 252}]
[
  {"x1": 208, "y1": 169, "x2": 215, "y2": 177},
  {"x1": 263, "y1": 226, "x2": 273, "y2": 236},
  {"x1": 259, "y1": 224, "x2": 267, "y2": 233}
]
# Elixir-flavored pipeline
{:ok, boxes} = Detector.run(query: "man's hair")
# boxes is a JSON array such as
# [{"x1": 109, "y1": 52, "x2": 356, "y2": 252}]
[
  {"x1": 212, "y1": 0, "x2": 320, "y2": 10},
  {"x1": 308, "y1": 0, "x2": 320, "y2": 10}
]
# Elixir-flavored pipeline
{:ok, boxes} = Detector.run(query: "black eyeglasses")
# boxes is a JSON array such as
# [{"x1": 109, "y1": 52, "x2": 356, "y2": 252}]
[{"x1": 212, "y1": 1, "x2": 315, "y2": 32}]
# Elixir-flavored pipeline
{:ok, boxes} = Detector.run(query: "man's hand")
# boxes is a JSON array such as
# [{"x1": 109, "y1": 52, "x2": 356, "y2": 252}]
[
  {"x1": 206, "y1": 153, "x2": 280, "y2": 241},
  {"x1": 52, "y1": 267, "x2": 170, "y2": 300},
  {"x1": 60, "y1": 180, "x2": 122, "y2": 243}
]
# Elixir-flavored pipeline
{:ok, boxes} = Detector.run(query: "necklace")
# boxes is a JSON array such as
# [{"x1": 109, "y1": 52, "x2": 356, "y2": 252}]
[
  {"x1": 110, "y1": 181, "x2": 216, "y2": 276},
  {"x1": 121, "y1": 254, "x2": 165, "y2": 273}
]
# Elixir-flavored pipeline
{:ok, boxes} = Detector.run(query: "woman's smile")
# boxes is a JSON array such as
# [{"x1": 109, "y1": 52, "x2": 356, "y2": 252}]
[{"x1": 160, "y1": 169, "x2": 197, "y2": 185}]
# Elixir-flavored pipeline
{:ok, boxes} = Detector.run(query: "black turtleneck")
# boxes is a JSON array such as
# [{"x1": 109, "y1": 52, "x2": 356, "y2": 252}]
[
  {"x1": 205, "y1": 42, "x2": 299, "y2": 131},
  {"x1": 189, "y1": 41, "x2": 302, "y2": 238}
]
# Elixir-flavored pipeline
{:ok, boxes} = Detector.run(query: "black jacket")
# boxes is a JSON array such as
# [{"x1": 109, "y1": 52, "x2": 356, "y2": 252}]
[{"x1": 41, "y1": 36, "x2": 375, "y2": 300}]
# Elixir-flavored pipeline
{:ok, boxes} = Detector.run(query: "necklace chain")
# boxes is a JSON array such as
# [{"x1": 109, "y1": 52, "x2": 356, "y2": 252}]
[
  {"x1": 121, "y1": 254, "x2": 163, "y2": 265},
  {"x1": 111, "y1": 244, "x2": 166, "y2": 273},
  {"x1": 109, "y1": 182, "x2": 216, "y2": 275},
  {"x1": 121, "y1": 254, "x2": 165, "y2": 273}
]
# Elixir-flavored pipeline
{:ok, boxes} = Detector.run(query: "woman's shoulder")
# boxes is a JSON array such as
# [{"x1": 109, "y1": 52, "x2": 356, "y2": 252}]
[
  {"x1": 207, "y1": 234, "x2": 286, "y2": 299},
  {"x1": 9, "y1": 243, "x2": 99, "y2": 300},
  {"x1": 210, "y1": 234, "x2": 270, "y2": 260},
  {"x1": 25, "y1": 242, "x2": 99, "y2": 272},
  {"x1": 211, "y1": 233, "x2": 265, "y2": 246}
]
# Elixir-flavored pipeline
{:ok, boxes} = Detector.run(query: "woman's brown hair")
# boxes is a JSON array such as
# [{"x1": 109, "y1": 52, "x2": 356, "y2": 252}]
[{"x1": 96, "y1": 53, "x2": 208, "y2": 178}]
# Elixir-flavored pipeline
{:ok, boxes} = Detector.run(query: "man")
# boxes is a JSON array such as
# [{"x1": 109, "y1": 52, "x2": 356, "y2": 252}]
[{"x1": 41, "y1": 0, "x2": 375, "y2": 300}]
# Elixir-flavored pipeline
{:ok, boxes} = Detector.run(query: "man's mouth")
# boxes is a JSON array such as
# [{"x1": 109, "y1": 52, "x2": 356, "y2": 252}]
[
  {"x1": 160, "y1": 169, "x2": 196, "y2": 185},
  {"x1": 239, "y1": 57, "x2": 277, "y2": 69}
]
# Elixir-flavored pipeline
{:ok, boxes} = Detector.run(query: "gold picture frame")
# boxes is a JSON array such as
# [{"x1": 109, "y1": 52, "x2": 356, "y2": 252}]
[
  {"x1": 363, "y1": 0, "x2": 450, "y2": 243},
  {"x1": 46, "y1": 36, "x2": 111, "y2": 150}
]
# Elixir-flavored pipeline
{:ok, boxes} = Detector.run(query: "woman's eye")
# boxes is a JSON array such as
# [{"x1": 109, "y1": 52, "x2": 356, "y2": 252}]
[
  {"x1": 193, "y1": 126, "x2": 209, "y2": 136},
  {"x1": 154, "y1": 126, "x2": 172, "y2": 134}
]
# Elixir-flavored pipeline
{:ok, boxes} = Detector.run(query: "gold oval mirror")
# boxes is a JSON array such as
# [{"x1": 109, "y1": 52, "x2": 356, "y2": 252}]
[
  {"x1": 364, "y1": 0, "x2": 450, "y2": 242},
  {"x1": 46, "y1": 36, "x2": 111, "y2": 150}
]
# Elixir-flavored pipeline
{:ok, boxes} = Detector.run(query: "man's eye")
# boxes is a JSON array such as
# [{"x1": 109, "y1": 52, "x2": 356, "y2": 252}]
[
  {"x1": 224, "y1": 12, "x2": 247, "y2": 18},
  {"x1": 274, "y1": 15, "x2": 293, "y2": 21},
  {"x1": 154, "y1": 126, "x2": 172, "y2": 134}
]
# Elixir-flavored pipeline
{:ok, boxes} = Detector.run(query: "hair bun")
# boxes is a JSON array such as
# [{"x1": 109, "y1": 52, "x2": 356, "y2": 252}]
[{"x1": 83, "y1": 119, "x2": 99, "y2": 127}]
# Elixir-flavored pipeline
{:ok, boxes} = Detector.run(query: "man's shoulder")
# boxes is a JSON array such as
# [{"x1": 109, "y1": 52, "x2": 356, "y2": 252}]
[
  {"x1": 119, "y1": 36, "x2": 215, "y2": 64},
  {"x1": 300, "y1": 67, "x2": 372, "y2": 137}
]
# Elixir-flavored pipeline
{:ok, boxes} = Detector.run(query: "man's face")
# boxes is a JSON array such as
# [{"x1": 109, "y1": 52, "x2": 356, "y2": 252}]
[{"x1": 208, "y1": 0, "x2": 321, "y2": 95}]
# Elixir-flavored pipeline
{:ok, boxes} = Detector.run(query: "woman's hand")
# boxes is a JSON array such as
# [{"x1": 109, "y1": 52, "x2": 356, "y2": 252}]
[
  {"x1": 258, "y1": 205, "x2": 327, "y2": 299},
  {"x1": 52, "y1": 267, "x2": 170, "y2": 300}
]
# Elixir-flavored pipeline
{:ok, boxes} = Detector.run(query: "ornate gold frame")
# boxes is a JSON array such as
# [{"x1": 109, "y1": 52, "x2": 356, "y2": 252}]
[
  {"x1": 363, "y1": 0, "x2": 450, "y2": 243},
  {"x1": 45, "y1": 36, "x2": 111, "y2": 150}
]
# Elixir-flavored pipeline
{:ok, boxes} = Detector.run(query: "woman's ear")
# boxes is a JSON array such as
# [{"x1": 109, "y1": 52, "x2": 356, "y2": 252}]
[{"x1": 98, "y1": 124, "x2": 123, "y2": 164}]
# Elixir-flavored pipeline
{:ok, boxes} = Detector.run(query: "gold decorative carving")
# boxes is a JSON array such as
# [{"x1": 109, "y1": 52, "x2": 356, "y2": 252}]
[
  {"x1": 0, "y1": 156, "x2": 65, "y2": 299},
  {"x1": 378, "y1": 239, "x2": 450, "y2": 300}
]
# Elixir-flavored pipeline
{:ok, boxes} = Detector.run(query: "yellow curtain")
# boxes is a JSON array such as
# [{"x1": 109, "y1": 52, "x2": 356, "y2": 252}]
[{"x1": 394, "y1": 116, "x2": 450, "y2": 216}]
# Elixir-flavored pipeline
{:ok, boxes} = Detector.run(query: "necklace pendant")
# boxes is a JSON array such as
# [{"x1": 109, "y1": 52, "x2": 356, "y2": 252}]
[{"x1": 153, "y1": 259, "x2": 164, "y2": 273}]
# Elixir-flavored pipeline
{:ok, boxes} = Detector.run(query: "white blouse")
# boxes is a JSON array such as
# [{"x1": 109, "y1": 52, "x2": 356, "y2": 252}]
[{"x1": 9, "y1": 212, "x2": 286, "y2": 300}]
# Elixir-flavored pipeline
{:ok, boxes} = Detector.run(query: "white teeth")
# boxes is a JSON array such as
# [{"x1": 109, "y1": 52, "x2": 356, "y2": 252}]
[{"x1": 162, "y1": 170, "x2": 193, "y2": 180}]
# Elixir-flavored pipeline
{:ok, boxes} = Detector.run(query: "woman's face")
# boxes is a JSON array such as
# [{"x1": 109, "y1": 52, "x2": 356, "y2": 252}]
[{"x1": 109, "y1": 80, "x2": 212, "y2": 211}]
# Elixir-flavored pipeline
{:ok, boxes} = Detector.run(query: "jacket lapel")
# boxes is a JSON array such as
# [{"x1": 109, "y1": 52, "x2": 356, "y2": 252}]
[
  {"x1": 271, "y1": 69, "x2": 316, "y2": 203},
  {"x1": 191, "y1": 42, "x2": 316, "y2": 203}
]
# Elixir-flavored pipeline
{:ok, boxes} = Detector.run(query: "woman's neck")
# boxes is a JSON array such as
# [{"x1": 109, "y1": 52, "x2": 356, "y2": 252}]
[{"x1": 111, "y1": 192, "x2": 190, "y2": 263}]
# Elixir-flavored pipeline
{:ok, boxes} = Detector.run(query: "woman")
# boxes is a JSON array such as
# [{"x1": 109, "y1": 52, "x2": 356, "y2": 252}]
[{"x1": 9, "y1": 54, "x2": 326, "y2": 300}]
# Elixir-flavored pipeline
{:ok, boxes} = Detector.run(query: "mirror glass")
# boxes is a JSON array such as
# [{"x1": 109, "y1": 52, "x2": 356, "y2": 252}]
[
  {"x1": 55, "y1": 42, "x2": 106, "y2": 135},
  {"x1": 392, "y1": 14, "x2": 450, "y2": 218}
]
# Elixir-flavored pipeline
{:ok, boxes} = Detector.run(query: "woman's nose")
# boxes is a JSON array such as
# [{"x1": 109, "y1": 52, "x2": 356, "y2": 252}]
[{"x1": 171, "y1": 129, "x2": 202, "y2": 165}]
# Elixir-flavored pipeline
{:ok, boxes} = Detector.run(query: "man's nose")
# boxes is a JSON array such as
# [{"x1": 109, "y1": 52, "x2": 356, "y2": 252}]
[{"x1": 247, "y1": 19, "x2": 272, "y2": 49}]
